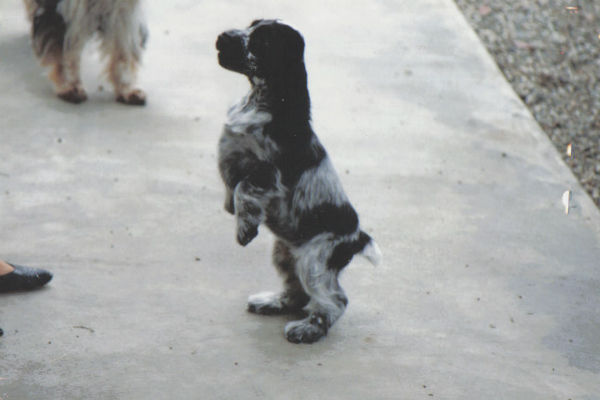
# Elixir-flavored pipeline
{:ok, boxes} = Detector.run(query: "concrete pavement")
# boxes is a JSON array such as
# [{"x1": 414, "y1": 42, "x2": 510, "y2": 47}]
[{"x1": 1, "y1": 0, "x2": 599, "y2": 399}]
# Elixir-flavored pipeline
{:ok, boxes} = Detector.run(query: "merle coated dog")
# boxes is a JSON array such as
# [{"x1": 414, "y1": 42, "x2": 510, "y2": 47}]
[
  {"x1": 23, "y1": 0, "x2": 147, "y2": 104},
  {"x1": 216, "y1": 20, "x2": 381, "y2": 344}
]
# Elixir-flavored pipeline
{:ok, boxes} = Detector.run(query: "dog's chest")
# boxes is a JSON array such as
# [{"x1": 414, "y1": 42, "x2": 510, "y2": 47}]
[{"x1": 221, "y1": 95, "x2": 276, "y2": 160}]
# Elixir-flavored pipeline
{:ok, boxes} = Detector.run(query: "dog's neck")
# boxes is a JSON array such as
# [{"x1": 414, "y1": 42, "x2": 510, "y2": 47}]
[{"x1": 249, "y1": 63, "x2": 311, "y2": 127}]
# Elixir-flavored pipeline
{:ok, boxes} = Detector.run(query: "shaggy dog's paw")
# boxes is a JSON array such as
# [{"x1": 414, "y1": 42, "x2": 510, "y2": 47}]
[
  {"x1": 116, "y1": 88, "x2": 146, "y2": 106},
  {"x1": 57, "y1": 86, "x2": 87, "y2": 104},
  {"x1": 236, "y1": 223, "x2": 258, "y2": 246},
  {"x1": 284, "y1": 315, "x2": 328, "y2": 344}
]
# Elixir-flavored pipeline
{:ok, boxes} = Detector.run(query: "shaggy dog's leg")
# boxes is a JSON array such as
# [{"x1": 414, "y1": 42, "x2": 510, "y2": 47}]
[
  {"x1": 106, "y1": 47, "x2": 146, "y2": 105},
  {"x1": 100, "y1": 10, "x2": 148, "y2": 105},
  {"x1": 248, "y1": 240, "x2": 309, "y2": 315},
  {"x1": 56, "y1": 37, "x2": 87, "y2": 103},
  {"x1": 30, "y1": 0, "x2": 87, "y2": 103},
  {"x1": 285, "y1": 241, "x2": 348, "y2": 344}
]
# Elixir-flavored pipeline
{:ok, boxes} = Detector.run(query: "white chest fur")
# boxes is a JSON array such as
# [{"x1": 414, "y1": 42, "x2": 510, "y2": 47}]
[
  {"x1": 225, "y1": 93, "x2": 272, "y2": 136},
  {"x1": 223, "y1": 92, "x2": 277, "y2": 161}
]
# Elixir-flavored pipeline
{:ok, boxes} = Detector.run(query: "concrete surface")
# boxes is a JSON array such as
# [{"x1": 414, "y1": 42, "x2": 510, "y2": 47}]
[{"x1": 1, "y1": 0, "x2": 599, "y2": 399}]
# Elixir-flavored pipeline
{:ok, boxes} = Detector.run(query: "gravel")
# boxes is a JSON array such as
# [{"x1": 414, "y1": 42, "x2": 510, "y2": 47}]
[{"x1": 454, "y1": 0, "x2": 600, "y2": 208}]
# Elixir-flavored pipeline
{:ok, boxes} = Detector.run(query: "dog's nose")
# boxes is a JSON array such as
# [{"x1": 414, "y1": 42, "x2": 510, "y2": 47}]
[
  {"x1": 216, "y1": 30, "x2": 242, "y2": 51},
  {"x1": 216, "y1": 33, "x2": 231, "y2": 50}
]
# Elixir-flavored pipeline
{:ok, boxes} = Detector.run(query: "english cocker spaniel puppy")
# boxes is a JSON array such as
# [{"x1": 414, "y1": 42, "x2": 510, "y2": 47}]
[
  {"x1": 216, "y1": 20, "x2": 382, "y2": 344},
  {"x1": 24, "y1": 0, "x2": 147, "y2": 105}
]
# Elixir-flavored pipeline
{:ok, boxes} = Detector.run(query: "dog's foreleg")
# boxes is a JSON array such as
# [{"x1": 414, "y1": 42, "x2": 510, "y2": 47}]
[
  {"x1": 234, "y1": 187, "x2": 261, "y2": 246},
  {"x1": 233, "y1": 162, "x2": 281, "y2": 246}
]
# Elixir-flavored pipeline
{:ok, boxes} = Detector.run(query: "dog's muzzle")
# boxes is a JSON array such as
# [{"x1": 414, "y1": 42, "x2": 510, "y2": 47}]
[
  {"x1": 216, "y1": 30, "x2": 243, "y2": 50},
  {"x1": 216, "y1": 30, "x2": 248, "y2": 73}
]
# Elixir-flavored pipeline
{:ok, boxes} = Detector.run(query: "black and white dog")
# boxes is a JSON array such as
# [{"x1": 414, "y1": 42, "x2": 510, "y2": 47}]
[
  {"x1": 216, "y1": 20, "x2": 381, "y2": 344},
  {"x1": 23, "y1": 0, "x2": 147, "y2": 105}
]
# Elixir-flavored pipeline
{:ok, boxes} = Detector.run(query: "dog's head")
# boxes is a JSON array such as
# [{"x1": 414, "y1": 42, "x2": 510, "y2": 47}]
[{"x1": 216, "y1": 19, "x2": 305, "y2": 81}]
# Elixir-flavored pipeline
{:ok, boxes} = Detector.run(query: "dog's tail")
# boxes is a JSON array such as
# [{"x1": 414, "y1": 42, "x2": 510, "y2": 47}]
[
  {"x1": 328, "y1": 230, "x2": 382, "y2": 271},
  {"x1": 357, "y1": 231, "x2": 382, "y2": 266}
]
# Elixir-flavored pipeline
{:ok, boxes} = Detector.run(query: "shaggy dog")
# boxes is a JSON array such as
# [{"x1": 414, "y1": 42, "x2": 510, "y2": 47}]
[
  {"x1": 216, "y1": 20, "x2": 381, "y2": 344},
  {"x1": 23, "y1": 0, "x2": 147, "y2": 105}
]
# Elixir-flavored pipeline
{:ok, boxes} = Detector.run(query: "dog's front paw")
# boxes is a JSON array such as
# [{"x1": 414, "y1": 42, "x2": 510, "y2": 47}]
[
  {"x1": 57, "y1": 86, "x2": 87, "y2": 104},
  {"x1": 236, "y1": 222, "x2": 258, "y2": 246},
  {"x1": 284, "y1": 314, "x2": 328, "y2": 344},
  {"x1": 116, "y1": 89, "x2": 146, "y2": 106}
]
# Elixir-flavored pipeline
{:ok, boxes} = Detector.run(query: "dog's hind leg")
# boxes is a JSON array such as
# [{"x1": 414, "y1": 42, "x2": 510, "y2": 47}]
[
  {"x1": 100, "y1": 5, "x2": 148, "y2": 105},
  {"x1": 105, "y1": 45, "x2": 146, "y2": 105},
  {"x1": 284, "y1": 239, "x2": 348, "y2": 344},
  {"x1": 248, "y1": 240, "x2": 309, "y2": 315},
  {"x1": 56, "y1": 34, "x2": 87, "y2": 103},
  {"x1": 31, "y1": 0, "x2": 87, "y2": 103}
]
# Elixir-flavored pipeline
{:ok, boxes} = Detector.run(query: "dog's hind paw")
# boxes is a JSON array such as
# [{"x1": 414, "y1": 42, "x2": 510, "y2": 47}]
[
  {"x1": 284, "y1": 314, "x2": 328, "y2": 344},
  {"x1": 116, "y1": 89, "x2": 146, "y2": 106},
  {"x1": 248, "y1": 291, "x2": 286, "y2": 314},
  {"x1": 57, "y1": 86, "x2": 87, "y2": 104}
]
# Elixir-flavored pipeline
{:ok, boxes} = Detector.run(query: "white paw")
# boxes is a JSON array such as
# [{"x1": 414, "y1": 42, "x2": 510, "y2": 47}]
[{"x1": 247, "y1": 291, "x2": 284, "y2": 314}]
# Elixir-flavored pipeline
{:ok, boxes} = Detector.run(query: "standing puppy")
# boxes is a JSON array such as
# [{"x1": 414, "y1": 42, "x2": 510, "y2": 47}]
[
  {"x1": 24, "y1": 0, "x2": 147, "y2": 105},
  {"x1": 216, "y1": 20, "x2": 381, "y2": 344}
]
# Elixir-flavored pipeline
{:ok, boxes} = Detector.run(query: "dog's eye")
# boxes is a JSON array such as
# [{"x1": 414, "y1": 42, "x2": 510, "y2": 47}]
[{"x1": 248, "y1": 37, "x2": 269, "y2": 55}]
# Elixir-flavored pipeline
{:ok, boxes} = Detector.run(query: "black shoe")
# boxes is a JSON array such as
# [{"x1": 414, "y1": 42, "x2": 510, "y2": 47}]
[{"x1": 0, "y1": 264, "x2": 53, "y2": 293}]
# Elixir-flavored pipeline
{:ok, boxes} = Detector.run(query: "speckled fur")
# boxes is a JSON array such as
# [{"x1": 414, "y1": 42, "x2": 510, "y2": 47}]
[{"x1": 216, "y1": 20, "x2": 381, "y2": 344}]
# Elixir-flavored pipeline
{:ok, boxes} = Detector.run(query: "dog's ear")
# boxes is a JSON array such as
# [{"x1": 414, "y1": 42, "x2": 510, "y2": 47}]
[
  {"x1": 250, "y1": 24, "x2": 305, "y2": 74},
  {"x1": 282, "y1": 28, "x2": 305, "y2": 63}
]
